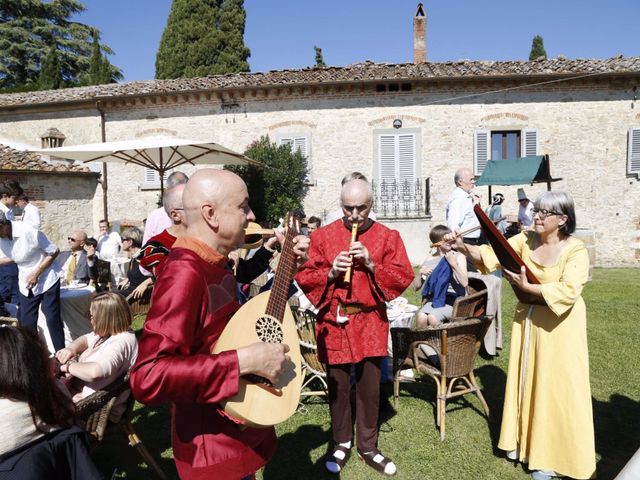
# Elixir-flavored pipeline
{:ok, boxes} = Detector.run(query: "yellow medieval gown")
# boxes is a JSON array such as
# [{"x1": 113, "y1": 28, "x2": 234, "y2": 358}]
[{"x1": 478, "y1": 231, "x2": 596, "y2": 480}]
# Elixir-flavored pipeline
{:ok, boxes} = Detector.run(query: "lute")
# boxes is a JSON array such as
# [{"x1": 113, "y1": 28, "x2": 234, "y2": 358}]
[{"x1": 212, "y1": 213, "x2": 303, "y2": 427}]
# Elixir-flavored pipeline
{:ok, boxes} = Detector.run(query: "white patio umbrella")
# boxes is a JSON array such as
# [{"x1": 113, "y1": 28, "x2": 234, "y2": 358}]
[{"x1": 33, "y1": 135, "x2": 260, "y2": 195}]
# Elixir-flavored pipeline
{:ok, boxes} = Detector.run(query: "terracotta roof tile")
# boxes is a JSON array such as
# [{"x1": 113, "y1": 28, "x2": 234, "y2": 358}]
[
  {"x1": 0, "y1": 145, "x2": 94, "y2": 173},
  {"x1": 0, "y1": 56, "x2": 638, "y2": 108}
]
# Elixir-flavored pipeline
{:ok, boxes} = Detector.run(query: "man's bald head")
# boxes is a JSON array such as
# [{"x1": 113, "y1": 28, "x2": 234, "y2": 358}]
[
  {"x1": 341, "y1": 179, "x2": 373, "y2": 206},
  {"x1": 69, "y1": 230, "x2": 87, "y2": 252},
  {"x1": 182, "y1": 169, "x2": 255, "y2": 254},
  {"x1": 454, "y1": 168, "x2": 476, "y2": 192},
  {"x1": 340, "y1": 179, "x2": 373, "y2": 226}
]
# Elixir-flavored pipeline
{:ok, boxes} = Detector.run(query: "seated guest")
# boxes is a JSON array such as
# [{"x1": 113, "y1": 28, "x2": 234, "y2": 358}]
[
  {"x1": 84, "y1": 237, "x2": 108, "y2": 292},
  {"x1": 412, "y1": 225, "x2": 468, "y2": 328},
  {"x1": 96, "y1": 219, "x2": 121, "y2": 259},
  {"x1": 0, "y1": 326, "x2": 74, "y2": 455},
  {"x1": 55, "y1": 292, "x2": 138, "y2": 421},
  {"x1": 16, "y1": 194, "x2": 41, "y2": 230},
  {"x1": 56, "y1": 230, "x2": 97, "y2": 285},
  {"x1": 116, "y1": 226, "x2": 153, "y2": 299}
]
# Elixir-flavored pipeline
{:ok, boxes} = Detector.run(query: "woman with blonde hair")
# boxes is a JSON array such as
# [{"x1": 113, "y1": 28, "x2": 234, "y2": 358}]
[{"x1": 56, "y1": 292, "x2": 138, "y2": 420}]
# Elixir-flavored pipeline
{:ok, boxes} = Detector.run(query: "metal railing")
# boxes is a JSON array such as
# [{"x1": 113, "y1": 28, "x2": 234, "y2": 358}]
[{"x1": 371, "y1": 177, "x2": 431, "y2": 218}]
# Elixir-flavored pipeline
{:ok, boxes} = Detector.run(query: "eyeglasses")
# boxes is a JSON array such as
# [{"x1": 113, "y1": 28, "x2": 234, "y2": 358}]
[
  {"x1": 533, "y1": 208, "x2": 562, "y2": 219},
  {"x1": 67, "y1": 237, "x2": 77, "y2": 242}
]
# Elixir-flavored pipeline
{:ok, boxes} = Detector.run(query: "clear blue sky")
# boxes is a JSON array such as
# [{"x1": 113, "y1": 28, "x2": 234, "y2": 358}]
[{"x1": 74, "y1": 0, "x2": 640, "y2": 82}]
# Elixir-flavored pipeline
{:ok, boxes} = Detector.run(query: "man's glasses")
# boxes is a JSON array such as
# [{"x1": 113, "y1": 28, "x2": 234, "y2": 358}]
[
  {"x1": 533, "y1": 208, "x2": 562, "y2": 219},
  {"x1": 67, "y1": 237, "x2": 77, "y2": 242}
]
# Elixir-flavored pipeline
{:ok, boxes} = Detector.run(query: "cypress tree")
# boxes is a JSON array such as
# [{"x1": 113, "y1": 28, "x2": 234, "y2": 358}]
[
  {"x1": 314, "y1": 46, "x2": 326, "y2": 67},
  {"x1": 38, "y1": 46, "x2": 62, "y2": 90},
  {"x1": 529, "y1": 35, "x2": 547, "y2": 61},
  {"x1": 156, "y1": 0, "x2": 250, "y2": 79}
]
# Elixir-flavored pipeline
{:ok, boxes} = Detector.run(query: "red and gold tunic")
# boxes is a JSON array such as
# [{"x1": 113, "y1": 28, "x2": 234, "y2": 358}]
[
  {"x1": 295, "y1": 220, "x2": 413, "y2": 365},
  {"x1": 130, "y1": 236, "x2": 276, "y2": 480}
]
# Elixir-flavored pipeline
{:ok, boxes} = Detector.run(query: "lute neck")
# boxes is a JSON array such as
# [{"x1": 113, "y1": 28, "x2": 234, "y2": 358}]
[{"x1": 265, "y1": 224, "x2": 297, "y2": 322}]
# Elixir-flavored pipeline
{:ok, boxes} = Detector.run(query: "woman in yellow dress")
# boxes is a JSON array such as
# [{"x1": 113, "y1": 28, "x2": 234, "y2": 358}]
[{"x1": 445, "y1": 191, "x2": 595, "y2": 480}]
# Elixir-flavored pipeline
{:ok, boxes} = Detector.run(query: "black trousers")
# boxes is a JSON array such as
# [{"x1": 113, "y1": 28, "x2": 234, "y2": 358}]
[
  {"x1": 18, "y1": 280, "x2": 64, "y2": 351},
  {"x1": 326, "y1": 357, "x2": 382, "y2": 452}
]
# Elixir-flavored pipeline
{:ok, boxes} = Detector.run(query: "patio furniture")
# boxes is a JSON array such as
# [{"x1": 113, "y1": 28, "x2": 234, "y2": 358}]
[
  {"x1": 75, "y1": 373, "x2": 167, "y2": 480},
  {"x1": 292, "y1": 306, "x2": 327, "y2": 398},
  {"x1": 126, "y1": 285, "x2": 154, "y2": 318}
]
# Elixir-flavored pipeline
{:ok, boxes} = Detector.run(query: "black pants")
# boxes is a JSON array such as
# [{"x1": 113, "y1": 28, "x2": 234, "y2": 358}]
[
  {"x1": 327, "y1": 357, "x2": 382, "y2": 452},
  {"x1": 18, "y1": 280, "x2": 64, "y2": 351}
]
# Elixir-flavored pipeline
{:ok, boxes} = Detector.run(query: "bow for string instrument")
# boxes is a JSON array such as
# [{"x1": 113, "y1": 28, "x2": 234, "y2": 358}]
[
  {"x1": 431, "y1": 216, "x2": 506, "y2": 248},
  {"x1": 343, "y1": 221, "x2": 359, "y2": 284},
  {"x1": 212, "y1": 213, "x2": 303, "y2": 428}
]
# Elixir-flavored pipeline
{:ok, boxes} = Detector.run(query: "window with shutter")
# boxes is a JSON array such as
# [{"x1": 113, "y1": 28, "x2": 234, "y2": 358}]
[
  {"x1": 377, "y1": 133, "x2": 416, "y2": 180},
  {"x1": 474, "y1": 130, "x2": 489, "y2": 175},
  {"x1": 142, "y1": 168, "x2": 169, "y2": 188},
  {"x1": 522, "y1": 129, "x2": 539, "y2": 157},
  {"x1": 628, "y1": 128, "x2": 640, "y2": 175},
  {"x1": 277, "y1": 134, "x2": 311, "y2": 181}
]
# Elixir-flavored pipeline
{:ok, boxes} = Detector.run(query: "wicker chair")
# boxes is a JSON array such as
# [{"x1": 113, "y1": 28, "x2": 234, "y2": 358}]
[
  {"x1": 292, "y1": 306, "x2": 327, "y2": 397},
  {"x1": 126, "y1": 285, "x2": 153, "y2": 318},
  {"x1": 75, "y1": 373, "x2": 167, "y2": 480}
]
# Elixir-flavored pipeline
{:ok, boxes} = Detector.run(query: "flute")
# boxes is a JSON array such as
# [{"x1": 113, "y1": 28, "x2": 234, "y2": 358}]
[{"x1": 343, "y1": 222, "x2": 358, "y2": 283}]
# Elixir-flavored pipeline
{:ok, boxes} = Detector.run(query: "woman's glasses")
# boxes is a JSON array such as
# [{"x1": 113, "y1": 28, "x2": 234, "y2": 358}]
[{"x1": 533, "y1": 208, "x2": 562, "y2": 219}]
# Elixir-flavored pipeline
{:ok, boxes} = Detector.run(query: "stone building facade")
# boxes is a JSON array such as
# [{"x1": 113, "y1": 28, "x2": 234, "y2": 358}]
[
  {"x1": 0, "y1": 57, "x2": 639, "y2": 265},
  {"x1": 0, "y1": 145, "x2": 99, "y2": 248}
]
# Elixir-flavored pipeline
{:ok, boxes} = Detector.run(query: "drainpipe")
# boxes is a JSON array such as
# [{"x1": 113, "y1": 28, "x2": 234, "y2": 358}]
[{"x1": 96, "y1": 101, "x2": 108, "y2": 221}]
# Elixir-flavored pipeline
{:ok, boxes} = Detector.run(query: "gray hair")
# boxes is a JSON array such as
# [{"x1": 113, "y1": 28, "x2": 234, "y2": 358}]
[
  {"x1": 341, "y1": 171, "x2": 368, "y2": 186},
  {"x1": 454, "y1": 168, "x2": 472, "y2": 186},
  {"x1": 120, "y1": 226, "x2": 143, "y2": 248},
  {"x1": 534, "y1": 190, "x2": 576, "y2": 235},
  {"x1": 166, "y1": 171, "x2": 189, "y2": 189}
]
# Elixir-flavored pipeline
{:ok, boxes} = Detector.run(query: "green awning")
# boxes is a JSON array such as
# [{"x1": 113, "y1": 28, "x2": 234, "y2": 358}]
[{"x1": 476, "y1": 155, "x2": 558, "y2": 186}]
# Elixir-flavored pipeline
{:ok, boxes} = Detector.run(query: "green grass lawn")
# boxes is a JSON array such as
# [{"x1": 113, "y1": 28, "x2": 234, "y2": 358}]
[{"x1": 94, "y1": 268, "x2": 640, "y2": 479}]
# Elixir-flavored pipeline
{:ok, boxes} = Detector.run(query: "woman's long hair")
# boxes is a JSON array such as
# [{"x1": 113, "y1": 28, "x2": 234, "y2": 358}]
[{"x1": 0, "y1": 327, "x2": 74, "y2": 430}]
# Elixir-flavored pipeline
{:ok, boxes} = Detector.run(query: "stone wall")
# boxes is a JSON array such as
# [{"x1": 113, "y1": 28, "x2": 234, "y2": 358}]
[
  {"x1": 0, "y1": 80, "x2": 638, "y2": 266},
  {"x1": 0, "y1": 171, "x2": 98, "y2": 249}
]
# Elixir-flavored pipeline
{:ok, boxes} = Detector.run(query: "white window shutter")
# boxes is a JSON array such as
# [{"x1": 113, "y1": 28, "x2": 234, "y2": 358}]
[
  {"x1": 398, "y1": 134, "x2": 416, "y2": 182},
  {"x1": 378, "y1": 134, "x2": 397, "y2": 181},
  {"x1": 474, "y1": 130, "x2": 489, "y2": 175},
  {"x1": 628, "y1": 128, "x2": 640, "y2": 175},
  {"x1": 522, "y1": 129, "x2": 539, "y2": 157},
  {"x1": 293, "y1": 137, "x2": 309, "y2": 158},
  {"x1": 144, "y1": 168, "x2": 158, "y2": 184}
]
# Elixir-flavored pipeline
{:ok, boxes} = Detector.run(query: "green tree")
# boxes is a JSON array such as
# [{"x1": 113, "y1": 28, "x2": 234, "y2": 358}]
[
  {"x1": 83, "y1": 29, "x2": 117, "y2": 85},
  {"x1": 529, "y1": 35, "x2": 547, "y2": 61},
  {"x1": 156, "y1": 0, "x2": 250, "y2": 79},
  {"x1": 0, "y1": 0, "x2": 122, "y2": 90},
  {"x1": 38, "y1": 45, "x2": 62, "y2": 89},
  {"x1": 314, "y1": 46, "x2": 325, "y2": 67},
  {"x1": 226, "y1": 136, "x2": 308, "y2": 225}
]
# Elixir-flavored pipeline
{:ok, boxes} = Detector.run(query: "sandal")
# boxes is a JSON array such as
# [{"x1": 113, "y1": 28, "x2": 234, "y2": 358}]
[
  {"x1": 357, "y1": 449, "x2": 397, "y2": 476},
  {"x1": 325, "y1": 444, "x2": 351, "y2": 474}
]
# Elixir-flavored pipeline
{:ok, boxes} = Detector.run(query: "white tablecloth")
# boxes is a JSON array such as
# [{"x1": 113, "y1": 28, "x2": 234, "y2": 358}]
[{"x1": 38, "y1": 285, "x2": 96, "y2": 353}]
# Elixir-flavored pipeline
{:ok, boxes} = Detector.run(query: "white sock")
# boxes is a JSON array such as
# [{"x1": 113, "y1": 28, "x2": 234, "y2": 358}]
[
  {"x1": 326, "y1": 441, "x2": 352, "y2": 473},
  {"x1": 363, "y1": 451, "x2": 397, "y2": 475}
]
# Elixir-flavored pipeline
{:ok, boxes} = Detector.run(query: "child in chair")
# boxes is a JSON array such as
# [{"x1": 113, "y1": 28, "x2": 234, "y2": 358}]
[{"x1": 413, "y1": 225, "x2": 468, "y2": 329}]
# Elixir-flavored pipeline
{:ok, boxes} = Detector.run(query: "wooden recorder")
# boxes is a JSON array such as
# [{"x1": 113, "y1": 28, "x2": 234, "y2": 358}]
[{"x1": 343, "y1": 222, "x2": 358, "y2": 283}]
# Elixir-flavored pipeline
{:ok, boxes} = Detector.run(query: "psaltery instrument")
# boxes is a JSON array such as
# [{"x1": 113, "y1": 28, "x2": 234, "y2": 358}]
[
  {"x1": 473, "y1": 204, "x2": 546, "y2": 306},
  {"x1": 343, "y1": 221, "x2": 359, "y2": 284},
  {"x1": 212, "y1": 213, "x2": 303, "y2": 427}
]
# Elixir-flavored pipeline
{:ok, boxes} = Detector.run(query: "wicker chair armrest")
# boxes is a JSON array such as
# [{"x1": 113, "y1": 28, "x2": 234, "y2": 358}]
[{"x1": 75, "y1": 373, "x2": 130, "y2": 421}]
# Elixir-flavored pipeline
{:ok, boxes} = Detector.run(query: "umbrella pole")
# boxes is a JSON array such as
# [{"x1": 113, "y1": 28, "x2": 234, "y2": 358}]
[{"x1": 158, "y1": 170, "x2": 165, "y2": 207}]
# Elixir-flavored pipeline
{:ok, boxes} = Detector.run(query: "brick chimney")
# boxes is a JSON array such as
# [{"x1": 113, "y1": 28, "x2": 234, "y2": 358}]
[{"x1": 413, "y1": 3, "x2": 426, "y2": 64}]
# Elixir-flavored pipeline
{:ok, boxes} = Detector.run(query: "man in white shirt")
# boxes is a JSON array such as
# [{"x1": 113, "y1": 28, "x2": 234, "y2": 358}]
[
  {"x1": 517, "y1": 187, "x2": 534, "y2": 230},
  {"x1": 446, "y1": 167, "x2": 481, "y2": 244},
  {"x1": 96, "y1": 219, "x2": 121, "y2": 259},
  {"x1": 0, "y1": 180, "x2": 22, "y2": 221},
  {"x1": 16, "y1": 195, "x2": 41, "y2": 229},
  {"x1": 142, "y1": 171, "x2": 189, "y2": 245},
  {"x1": 0, "y1": 210, "x2": 64, "y2": 350}
]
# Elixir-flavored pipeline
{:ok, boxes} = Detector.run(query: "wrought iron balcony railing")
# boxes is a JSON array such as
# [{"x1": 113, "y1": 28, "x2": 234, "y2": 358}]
[{"x1": 371, "y1": 177, "x2": 431, "y2": 218}]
